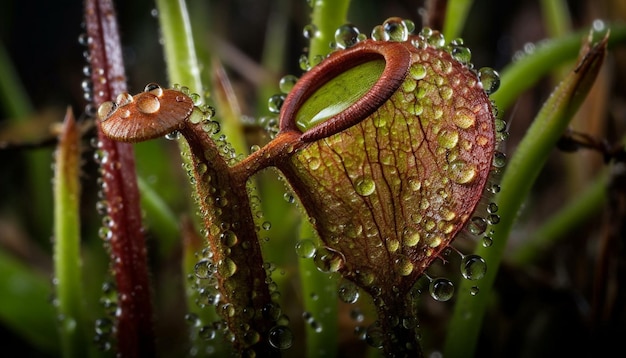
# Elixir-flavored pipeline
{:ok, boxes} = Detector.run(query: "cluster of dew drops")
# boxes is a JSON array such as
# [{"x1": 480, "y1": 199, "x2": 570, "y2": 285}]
[{"x1": 267, "y1": 15, "x2": 509, "y2": 349}]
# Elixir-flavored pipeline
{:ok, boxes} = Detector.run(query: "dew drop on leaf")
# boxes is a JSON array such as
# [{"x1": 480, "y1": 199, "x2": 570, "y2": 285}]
[
  {"x1": 354, "y1": 177, "x2": 376, "y2": 196},
  {"x1": 470, "y1": 286, "x2": 480, "y2": 296},
  {"x1": 394, "y1": 255, "x2": 415, "y2": 276},
  {"x1": 295, "y1": 239, "x2": 316, "y2": 258},
  {"x1": 449, "y1": 160, "x2": 477, "y2": 184},
  {"x1": 136, "y1": 95, "x2": 161, "y2": 114},
  {"x1": 453, "y1": 108, "x2": 476, "y2": 129}
]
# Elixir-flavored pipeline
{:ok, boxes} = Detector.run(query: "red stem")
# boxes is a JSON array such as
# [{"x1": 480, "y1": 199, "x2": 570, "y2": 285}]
[{"x1": 85, "y1": 0, "x2": 156, "y2": 356}]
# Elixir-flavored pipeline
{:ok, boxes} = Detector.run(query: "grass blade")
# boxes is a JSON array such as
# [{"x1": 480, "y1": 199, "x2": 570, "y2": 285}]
[{"x1": 53, "y1": 108, "x2": 89, "y2": 357}]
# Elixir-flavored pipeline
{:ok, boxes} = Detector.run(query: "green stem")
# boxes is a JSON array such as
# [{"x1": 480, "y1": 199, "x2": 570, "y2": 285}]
[
  {"x1": 443, "y1": 0, "x2": 474, "y2": 41},
  {"x1": 509, "y1": 169, "x2": 608, "y2": 266},
  {"x1": 540, "y1": 0, "x2": 572, "y2": 39},
  {"x1": 492, "y1": 24, "x2": 626, "y2": 113},
  {"x1": 308, "y1": 0, "x2": 351, "y2": 64},
  {"x1": 155, "y1": 0, "x2": 203, "y2": 92},
  {"x1": 298, "y1": 222, "x2": 339, "y2": 358},
  {"x1": 137, "y1": 176, "x2": 180, "y2": 254},
  {"x1": 300, "y1": 1, "x2": 350, "y2": 356}
]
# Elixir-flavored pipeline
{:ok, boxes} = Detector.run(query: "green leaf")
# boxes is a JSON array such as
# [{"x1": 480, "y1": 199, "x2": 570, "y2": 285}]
[
  {"x1": 0, "y1": 249, "x2": 58, "y2": 352},
  {"x1": 53, "y1": 108, "x2": 89, "y2": 357}
]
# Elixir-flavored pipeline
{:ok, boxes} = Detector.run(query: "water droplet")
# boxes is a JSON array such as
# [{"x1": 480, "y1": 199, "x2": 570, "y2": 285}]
[
  {"x1": 194, "y1": 259, "x2": 214, "y2": 279},
  {"x1": 262, "y1": 302, "x2": 282, "y2": 321},
  {"x1": 365, "y1": 324, "x2": 384, "y2": 348},
  {"x1": 334, "y1": 24, "x2": 361, "y2": 49},
  {"x1": 426, "y1": 30, "x2": 446, "y2": 48},
  {"x1": 295, "y1": 239, "x2": 316, "y2": 258},
  {"x1": 217, "y1": 258, "x2": 237, "y2": 278},
  {"x1": 489, "y1": 184, "x2": 501, "y2": 194},
  {"x1": 97, "y1": 101, "x2": 117, "y2": 121},
  {"x1": 593, "y1": 19, "x2": 607, "y2": 32},
  {"x1": 244, "y1": 330, "x2": 261, "y2": 345},
  {"x1": 299, "y1": 54, "x2": 311, "y2": 71},
  {"x1": 220, "y1": 230, "x2": 238, "y2": 247},
  {"x1": 395, "y1": 255, "x2": 415, "y2": 276},
  {"x1": 356, "y1": 269, "x2": 375, "y2": 286},
  {"x1": 78, "y1": 33, "x2": 91, "y2": 46},
  {"x1": 98, "y1": 226, "x2": 112, "y2": 241},
  {"x1": 492, "y1": 151, "x2": 506, "y2": 168},
  {"x1": 487, "y1": 214, "x2": 500, "y2": 225},
  {"x1": 470, "y1": 286, "x2": 480, "y2": 296},
  {"x1": 165, "y1": 131, "x2": 180, "y2": 140},
  {"x1": 371, "y1": 25, "x2": 389, "y2": 41},
  {"x1": 407, "y1": 177, "x2": 422, "y2": 192},
  {"x1": 95, "y1": 317, "x2": 113, "y2": 335},
  {"x1": 283, "y1": 192, "x2": 296, "y2": 203},
  {"x1": 303, "y1": 24, "x2": 318, "y2": 40},
  {"x1": 189, "y1": 92, "x2": 202, "y2": 106},
  {"x1": 268, "y1": 326, "x2": 293, "y2": 349},
  {"x1": 482, "y1": 236, "x2": 493, "y2": 247},
  {"x1": 279, "y1": 75, "x2": 298, "y2": 94},
  {"x1": 429, "y1": 277, "x2": 454, "y2": 301},
  {"x1": 403, "y1": 226, "x2": 421, "y2": 247},
  {"x1": 115, "y1": 92, "x2": 133, "y2": 107},
  {"x1": 468, "y1": 216, "x2": 487, "y2": 235},
  {"x1": 438, "y1": 129, "x2": 459, "y2": 149},
  {"x1": 313, "y1": 247, "x2": 345, "y2": 273},
  {"x1": 137, "y1": 94, "x2": 161, "y2": 114},
  {"x1": 308, "y1": 157, "x2": 321, "y2": 170},
  {"x1": 338, "y1": 281, "x2": 360, "y2": 303},
  {"x1": 144, "y1": 82, "x2": 164, "y2": 97},
  {"x1": 402, "y1": 19, "x2": 415, "y2": 34},
  {"x1": 382, "y1": 17, "x2": 408, "y2": 42},
  {"x1": 460, "y1": 254, "x2": 487, "y2": 280},
  {"x1": 451, "y1": 45, "x2": 472, "y2": 64},
  {"x1": 354, "y1": 178, "x2": 376, "y2": 196},
  {"x1": 387, "y1": 239, "x2": 400, "y2": 252},
  {"x1": 268, "y1": 94, "x2": 285, "y2": 114},
  {"x1": 199, "y1": 325, "x2": 216, "y2": 340},
  {"x1": 410, "y1": 63, "x2": 427, "y2": 80},
  {"x1": 453, "y1": 108, "x2": 476, "y2": 129},
  {"x1": 478, "y1": 67, "x2": 500, "y2": 95},
  {"x1": 487, "y1": 202, "x2": 498, "y2": 214},
  {"x1": 449, "y1": 160, "x2": 477, "y2": 184}
]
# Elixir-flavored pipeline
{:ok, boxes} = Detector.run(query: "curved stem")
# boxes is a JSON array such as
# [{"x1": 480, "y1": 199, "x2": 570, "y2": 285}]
[{"x1": 178, "y1": 122, "x2": 279, "y2": 354}]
